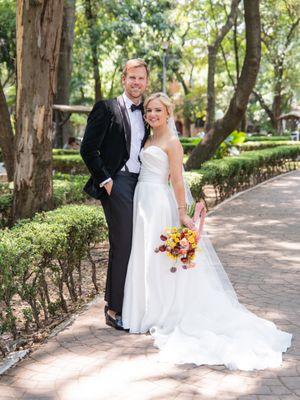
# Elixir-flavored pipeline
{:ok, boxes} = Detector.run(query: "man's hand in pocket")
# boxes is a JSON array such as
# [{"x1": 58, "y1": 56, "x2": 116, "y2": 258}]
[{"x1": 104, "y1": 180, "x2": 113, "y2": 195}]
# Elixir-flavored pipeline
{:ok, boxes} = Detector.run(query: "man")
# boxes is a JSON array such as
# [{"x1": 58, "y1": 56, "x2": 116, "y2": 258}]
[{"x1": 80, "y1": 59, "x2": 149, "y2": 330}]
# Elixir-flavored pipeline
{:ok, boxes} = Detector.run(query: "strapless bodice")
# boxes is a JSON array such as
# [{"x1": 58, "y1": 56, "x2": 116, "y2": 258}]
[{"x1": 138, "y1": 146, "x2": 169, "y2": 184}]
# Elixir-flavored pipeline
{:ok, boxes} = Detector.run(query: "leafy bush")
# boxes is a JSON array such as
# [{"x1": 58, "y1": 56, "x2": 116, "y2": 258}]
[
  {"x1": 187, "y1": 145, "x2": 300, "y2": 202},
  {"x1": 52, "y1": 149, "x2": 80, "y2": 155},
  {"x1": 53, "y1": 154, "x2": 87, "y2": 174},
  {"x1": 180, "y1": 136, "x2": 295, "y2": 155},
  {"x1": 0, "y1": 176, "x2": 89, "y2": 227},
  {"x1": 0, "y1": 205, "x2": 107, "y2": 340},
  {"x1": 238, "y1": 141, "x2": 296, "y2": 152},
  {"x1": 245, "y1": 135, "x2": 290, "y2": 142}
]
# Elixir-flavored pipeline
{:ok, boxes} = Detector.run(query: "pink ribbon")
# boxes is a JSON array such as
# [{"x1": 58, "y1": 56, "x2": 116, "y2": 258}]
[{"x1": 193, "y1": 201, "x2": 206, "y2": 239}]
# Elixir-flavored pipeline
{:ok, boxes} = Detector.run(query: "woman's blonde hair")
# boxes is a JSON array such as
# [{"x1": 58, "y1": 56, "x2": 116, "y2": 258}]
[{"x1": 144, "y1": 92, "x2": 174, "y2": 117}]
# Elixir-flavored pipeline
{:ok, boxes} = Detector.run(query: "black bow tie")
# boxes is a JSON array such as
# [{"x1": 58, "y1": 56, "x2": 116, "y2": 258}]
[{"x1": 130, "y1": 103, "x2": 143, "y2": 112}]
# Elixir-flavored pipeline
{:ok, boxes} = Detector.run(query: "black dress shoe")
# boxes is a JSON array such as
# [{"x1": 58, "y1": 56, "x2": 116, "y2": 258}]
[{"x1": 105, "y1": 312, "x2": 125, "y2": 331}]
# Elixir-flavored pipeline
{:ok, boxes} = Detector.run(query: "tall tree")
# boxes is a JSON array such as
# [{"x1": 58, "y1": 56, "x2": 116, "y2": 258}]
[
  {"x1": 0, "y1": 0, "x2": 16, "y2": 180},
  {"x1": 186, "y1": 0, "x2": 261, "y2": 169},
  {"x1": 205, "y1": 0, "x2": 241, "y2": 132},
  {"x1": 54, "y1": 0, "x2": 76, "y2": 148},
  {"x1": 13, "y1": 0, "x2": 64, "y2": 221},
  {"x1": 84, "y1": 0, "x2": 102, "y2": 101},
  {"x1": 0, "y1": 81, "x2": 14, "y2": 181},
  {"x1": 253, "y1": 0, "x2": 299, "y2": 133}
]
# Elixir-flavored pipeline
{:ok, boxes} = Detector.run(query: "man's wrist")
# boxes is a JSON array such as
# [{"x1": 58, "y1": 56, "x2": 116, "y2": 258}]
[{"x1": 99, "y1": 177, "x2": 112, "y2": 188}]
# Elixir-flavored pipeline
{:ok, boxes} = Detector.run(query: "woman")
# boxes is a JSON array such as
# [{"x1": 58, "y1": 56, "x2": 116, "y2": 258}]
[{"x1": 122, "y1": 93, "x2": 292, "y2": 371}]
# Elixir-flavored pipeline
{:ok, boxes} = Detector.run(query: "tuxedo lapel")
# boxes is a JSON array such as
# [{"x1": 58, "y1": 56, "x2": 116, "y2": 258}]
[{"x1": 117, "y1": 95, "x2": 131, "y2": 155}]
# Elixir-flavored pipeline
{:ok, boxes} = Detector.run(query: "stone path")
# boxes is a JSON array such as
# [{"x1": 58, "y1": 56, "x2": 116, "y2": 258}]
[{"x1": 0, "y1": 170, "x2": 299, "y2": 400}]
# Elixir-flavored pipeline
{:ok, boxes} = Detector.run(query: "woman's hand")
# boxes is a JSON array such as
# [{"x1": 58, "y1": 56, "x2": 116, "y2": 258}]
[{"x1": 180, "y1": 212, "x2": 196, "y2": 231}]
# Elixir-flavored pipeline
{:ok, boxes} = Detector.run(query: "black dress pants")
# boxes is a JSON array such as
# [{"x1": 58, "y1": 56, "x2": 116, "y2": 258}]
[{"x1": 100, "y1": 171, "x2": 138, "y2": 314}]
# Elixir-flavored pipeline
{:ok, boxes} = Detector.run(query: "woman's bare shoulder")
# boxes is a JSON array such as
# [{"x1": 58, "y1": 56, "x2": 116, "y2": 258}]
[{"x1": 166, "y1": 136, "x2": 183, "y2": 154}]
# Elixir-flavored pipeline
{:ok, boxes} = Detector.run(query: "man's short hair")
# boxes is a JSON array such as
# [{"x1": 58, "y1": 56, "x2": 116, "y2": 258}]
[{"x1": 122, "y1": 59, "x2": 149, "y2": 77}]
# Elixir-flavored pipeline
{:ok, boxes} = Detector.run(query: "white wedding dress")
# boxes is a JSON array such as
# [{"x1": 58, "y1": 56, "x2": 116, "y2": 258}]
[{"x1": 122, "y1": 145, "x2": 292, "y2": 371}]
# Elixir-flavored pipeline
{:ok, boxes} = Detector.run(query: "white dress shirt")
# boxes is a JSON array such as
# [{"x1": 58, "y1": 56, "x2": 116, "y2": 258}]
[
  {"x1": 100, "y1": 93, "x2": 145, "y2": 187},
  {"x1": 121, "y1": 92, "x2": 145, "y2": 173}
]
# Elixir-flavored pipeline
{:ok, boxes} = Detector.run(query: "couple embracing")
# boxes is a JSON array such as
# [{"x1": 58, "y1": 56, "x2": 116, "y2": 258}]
[{"x1": 80, "y1": 59, "x2": 291, "y2": 371}]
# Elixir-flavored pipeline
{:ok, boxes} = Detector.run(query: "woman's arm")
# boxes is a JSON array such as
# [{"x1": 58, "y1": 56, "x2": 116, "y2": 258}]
[{"x1": 168, "y1": 139, "x2": 195, "y2": 230}]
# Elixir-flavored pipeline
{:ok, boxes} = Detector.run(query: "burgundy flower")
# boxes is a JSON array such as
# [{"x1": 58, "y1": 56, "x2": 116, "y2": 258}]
[
  {"x1": 160, "y1": 234, "x2": 167, "y2": 241},
  {"x1": 159, "y1": 245, "x2": 166, "y2": 252}
]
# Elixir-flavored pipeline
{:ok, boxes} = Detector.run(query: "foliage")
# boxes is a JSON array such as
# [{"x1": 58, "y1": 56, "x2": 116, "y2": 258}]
[
  {"x1": 0, "y1": 176, "x2": 89, "y2": 227},
  {"x1": 180, "y1": 131, "x2": 246, "y2": 156},
  {"x1": 53, "y1": 154, "x2": 88, "y2": 174},
  {"x1": 189, "y1": 144, "x2": 300, "y2": 202},
  {"x1": 0, "y1": 204, "x2": 107, "y2": 343},
  {"x1": 0, "y1": 0, "x2": 16, "y2": 84},
  {"x1": 72, "y1": 0, "x2": 177, "y2": 102},
  {"x1": 244, "y1": 135, "x2": 290, "y2": 142},
  {"x1": 180, "y1": 134, "x2": 293, "y2": 154}
]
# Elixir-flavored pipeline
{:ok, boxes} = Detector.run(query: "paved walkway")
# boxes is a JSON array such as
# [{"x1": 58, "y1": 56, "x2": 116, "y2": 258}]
[{"x1": 0, "y1": 171, "x2": 299, "y2": 400}]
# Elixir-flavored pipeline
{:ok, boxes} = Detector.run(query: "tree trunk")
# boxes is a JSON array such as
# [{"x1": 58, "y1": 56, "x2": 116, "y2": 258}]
[
  {"x1": 0, "y1": 81, "x2": 14, "y2": 181},
  {"x1": 13, "y1": 0, "x2": 64, "y2": 221},
  {"x1": 205, "y1": 45, "x2": 217, "y2": 132},
  {"x1": 205, "y1": 0, "x2": 241, "y2": 132},
  {"x1": 272, "y1": 63, "x2": 284, "y2": 134},
  {"x1": 84, "y1": 0, "x2": 102, "y2": 102},
  {"x1": 54, "y1": 0, "x2": 76, "y2": 148},
  {"x1": 183, "y1": 116, "x2": 191, "y2": 137},
  {"x1": 186, "y1": 0, "x2": 261, "y2": 170},
  {"x1": 176, "y1": 71, "x2": 192, "y2": 137},
  {"x1": 252, "y1": 90, "x2": 276, "y2": 129}
]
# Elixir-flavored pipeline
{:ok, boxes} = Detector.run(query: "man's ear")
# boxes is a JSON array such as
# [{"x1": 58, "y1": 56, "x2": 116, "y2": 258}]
[{"x1": 121, "y1": 74, "x2": 125, "y2": 86}]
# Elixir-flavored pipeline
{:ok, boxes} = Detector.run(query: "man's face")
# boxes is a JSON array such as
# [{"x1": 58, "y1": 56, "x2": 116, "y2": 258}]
[{"x1": 122, "y1": 66, "x2": 148, "y2": 101}]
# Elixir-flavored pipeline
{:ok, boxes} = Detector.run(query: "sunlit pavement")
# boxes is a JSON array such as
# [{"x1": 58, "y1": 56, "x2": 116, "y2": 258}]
[{"x1": 0, "y1": 170, "x2": 299, "y2": 400}]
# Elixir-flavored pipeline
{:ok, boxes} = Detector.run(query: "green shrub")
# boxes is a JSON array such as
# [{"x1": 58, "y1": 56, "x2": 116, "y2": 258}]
[
  {"x1": 0, "y1": 176, "x2": 89, "y2": 227},
  {"x1": 245, "y1": 135, "x2": 290, "y2": 142},
  {"x1": 52, "y1": 149, "x2": 80, "y2": 155},
  {"x1": 238, "y1": 141, "x2": 296, "y2": 151},
  {"x1": 0, "y1": 205, "x2": 107, "y2": 339},
  {"x1": 180, "y1": 136, "x2": 294, "y2": 154},
  {"x1": 189, "y1": 145, "x2": 300, "y2": 201},
  {"x1": 53, "y1": 154, "x2": 87, "y2": 174}
]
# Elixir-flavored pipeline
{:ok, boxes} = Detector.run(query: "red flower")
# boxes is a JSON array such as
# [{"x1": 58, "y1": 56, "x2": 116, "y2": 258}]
[
  {"x1": 159, "y1": 245, "x2": 166, "y2": 252},
  {"x1": 160, "y1": 234, "x2": 167, "y2": 241}
]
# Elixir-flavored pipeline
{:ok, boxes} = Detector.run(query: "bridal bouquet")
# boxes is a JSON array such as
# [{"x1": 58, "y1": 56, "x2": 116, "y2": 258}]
[
  {"x1": 154, "y1": 227, "x2": 199, "y2": 273},
  {"x1": 154, "y1": 202, "x2": 206, "y2": 273}
]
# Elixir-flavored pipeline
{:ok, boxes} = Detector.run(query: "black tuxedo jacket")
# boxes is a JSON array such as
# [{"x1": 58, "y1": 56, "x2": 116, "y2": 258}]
[{"x1": 80, "y1": 96, "x2": 150, "y2": 199}]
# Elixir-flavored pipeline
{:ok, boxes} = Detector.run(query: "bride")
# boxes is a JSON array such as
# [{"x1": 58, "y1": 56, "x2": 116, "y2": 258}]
[{"x1": 122, "y1": 92, "x2": 292, "y2": 371}]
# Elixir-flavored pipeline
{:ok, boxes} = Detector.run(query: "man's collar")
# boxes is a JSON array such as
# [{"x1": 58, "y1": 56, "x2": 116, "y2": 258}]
[{"x1": 122, "y1": 92, "x2": 142, "y2": 109}]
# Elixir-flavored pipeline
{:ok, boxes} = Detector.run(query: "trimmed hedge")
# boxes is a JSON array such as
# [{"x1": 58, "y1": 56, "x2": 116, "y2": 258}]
[
  {"x1": 179, "y1": 137, "x2": 295, "y2": 154},
  {"x1": 244, "y1": 135, "x2": 290, "y2": 142},
  {"x1": 0, "y1": 177, "x2": 89, "y2": 227},
  {"x1": 53, "y1": 154, "x2": 88, "y2": 174},
  {"x1": 188, "y1": 144, "x2": 300, "y2": 202},
  {"x1": 2, "y1": 145, "x2": 300, "y2": 226},
  {"x1": 238, "y1": 141, "x2": 296, "y2": 152},
  {"x1": 0, "y1": 205, "x2": 107, "y2": 340},
  {"x1": 0, "y1": 146, "x2": 299, "y2": 344},
  {"x1": 52, "y1": 149, "x2": 80, "y2": 155}
]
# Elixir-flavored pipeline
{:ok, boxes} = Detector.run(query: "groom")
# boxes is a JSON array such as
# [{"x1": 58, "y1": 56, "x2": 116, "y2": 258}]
[{"x1": 80, "y1": 59, "x2": 149, "y2": 330}]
